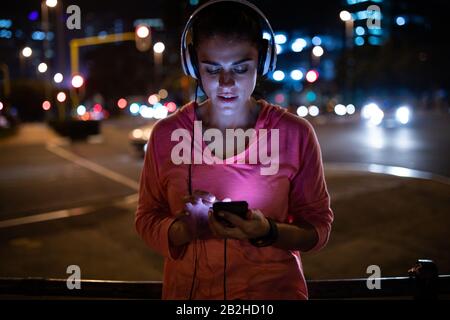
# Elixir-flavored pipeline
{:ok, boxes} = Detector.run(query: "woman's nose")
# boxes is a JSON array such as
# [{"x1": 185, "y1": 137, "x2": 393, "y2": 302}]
[{"x1": 218, "y1": 71, "x2": 235, "y2": 87}]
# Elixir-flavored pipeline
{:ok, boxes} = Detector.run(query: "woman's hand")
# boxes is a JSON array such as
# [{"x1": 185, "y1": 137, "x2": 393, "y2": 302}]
[
  {"x1": 208, "y1": 208, "x2": 270, "y2": 240},
  {"x1": 174, "y1": 190, "x2": 230, "y2": 241}
]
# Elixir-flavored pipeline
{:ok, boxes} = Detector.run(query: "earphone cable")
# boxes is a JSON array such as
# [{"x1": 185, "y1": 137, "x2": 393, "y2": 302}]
[
  {"x1": 188, "y1": 81, "x2": 200, "y2": 300},
  {"x1": 224, "y1": 238, "x2": 228, "y2": 300}
]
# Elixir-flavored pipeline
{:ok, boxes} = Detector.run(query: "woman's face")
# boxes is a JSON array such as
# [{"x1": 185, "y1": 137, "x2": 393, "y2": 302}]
[{"x1": 196, "y1": 35, "x2": 259, "y2": 114}]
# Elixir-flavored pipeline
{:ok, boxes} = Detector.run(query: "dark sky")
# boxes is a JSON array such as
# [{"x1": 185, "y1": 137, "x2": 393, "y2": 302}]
[{"x1": 3, "y1": 0, "x2": 450, "y2": 40}]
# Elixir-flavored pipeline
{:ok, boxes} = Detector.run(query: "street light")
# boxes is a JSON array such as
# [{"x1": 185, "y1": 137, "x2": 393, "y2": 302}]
[
  {"x1": 340, "y1": 10, "x2": 352, "y2": 22},
  {"x1": 340, "y1": 10, "x2": 354, "y2": 48},
  {"x1": 153, "y1": 42, "x2": 165, "y2": 54},
  {"x1": 135, "y1": 25, "x2": 151, "y2": 52},
  {"x1": 20, "y1": 47, "x2": 33, "y2": 76},
  {"x1": 38, "y1": 62, "x2": 48, "y2": 73},
  {"x1": 312, "y1": 45, "x2": 324, "y2": 57},
  {"x1": 312, "y1": 45, "x2": 324, "y2": 66},
  {"x1": 306, "y1": 70, "x2": 319, "y2": 83},
  {"x1": 136, "y1": 25, "x2": 150, "y2": 38},
  {"x1": 153, "y1": 42, "x2": 165, "y2": 81},
  {"x1": 70, "y1": 75, "x2": 84, "y2": 116},
  {"x1": 71, "y1": 74, "x2": 84, "y2": 88},
  {"x1": 46, "y1": 0, "x2": 57, "y2": 7},
  {"x1": 340, "y1": 10, "x2": 355, "y2": 102},
  {"x1": 53, "y1": 72, "x2": 63, "y2": 83},
  {"x1": 22, "y1": 47, "x2": 33, "y2": 57},
  {"x1": 57, "y1": 91, "x2": 66, "y2": 102}
]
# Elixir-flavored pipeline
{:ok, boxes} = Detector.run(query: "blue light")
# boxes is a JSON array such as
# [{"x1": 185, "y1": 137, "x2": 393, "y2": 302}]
[
  {"x1": 15, "y1": 30, "x2": 23, "y2": 39},
  {"x1": 130, "y1": 103, "x2": 140, "y2": 115},
  {"x1": 0, "y1": 20, "x2": 12, "y2": 28},
  {"x1": 47, "y1": 32, "x2": 54, "y2": 41},
  {"x1": 355, "y1": 26, "x2": 365, "y2": 36},
  {"x1": 28, "y1": 11, "x2": 39, "y2": 21},
  {"x1": 290, "y1": 70, "x2": 303, "y2": 81},
  {"x1": 263, "y1": 32, "x2": 272, "y2": 41},
  {"x1": 32, "y1": 31, "x2": 46, "y2": 41},
  {"x1": 368, "y1": 36, "x2": 382, "y2": 45},
  {"x1": 347, "y1": 0, "x2": 383, "y2": 5},
  {"x1": 355, "y1": 10, "x2": 383, "y2": 20},
  {"x1": 276, "y1": 44, "x2": 283, "y2": 54},
  {"x1": 368, "y1": 27, "x2": 383, "y2": 35},
  {"x1": 306, "y1": 91, "x2": 317, "y2": 102},
  {"x1": 291, "y1": 38, "x2": 307, "y2": 52},
  {"x1": 355, "y1": 37, "x2": 365, "y2": 46},
  {"x1": 312, "y1": 36, "x2": 322, "y2": 46},
  {"x1": 396, "y1": 16, "x2": 406, "y2": 26},
  {"x1": 0, "y1": 29, "x2": 12, "y2": 39},
  {"x1": 190, "y1": 0, "x2": 199, "y2": 5},
  {"x1": 272, "y1": 70, "x2": 285, "y2": 81},
  {"x1": 275, "y1": 33, "x2": 287, "y2": 44}
]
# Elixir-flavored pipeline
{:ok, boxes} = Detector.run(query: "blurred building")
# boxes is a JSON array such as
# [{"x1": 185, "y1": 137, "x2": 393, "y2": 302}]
[{"x1": 343, "y1": 0, "x2": 388, "y2": 47}]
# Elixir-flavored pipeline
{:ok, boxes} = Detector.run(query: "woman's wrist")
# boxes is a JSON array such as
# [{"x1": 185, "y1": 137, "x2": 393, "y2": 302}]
[{"x1": 249, "y1": 217, "x2": 279, "y2": 247}]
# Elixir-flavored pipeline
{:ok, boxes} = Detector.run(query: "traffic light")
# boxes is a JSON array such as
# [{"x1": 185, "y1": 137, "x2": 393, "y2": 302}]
[{"x1": 135, "y1": 24, "x2": 151, "y2": 52}]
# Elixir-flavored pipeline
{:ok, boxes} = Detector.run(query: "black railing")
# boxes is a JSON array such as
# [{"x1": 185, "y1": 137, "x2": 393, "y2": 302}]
[{"x1": 1, "y1": 260, "x2": 449, "y2": 300}]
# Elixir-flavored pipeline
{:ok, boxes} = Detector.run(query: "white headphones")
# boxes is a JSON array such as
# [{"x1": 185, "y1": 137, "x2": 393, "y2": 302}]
[{"x1": 180, "y1": 0, "x2": 277, "y2": 80}]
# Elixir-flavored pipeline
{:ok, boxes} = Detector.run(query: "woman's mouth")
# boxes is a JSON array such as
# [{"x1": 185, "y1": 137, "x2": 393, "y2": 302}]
[{"x1": 217, "y1": 95, "x2": 238, "y2": 103}]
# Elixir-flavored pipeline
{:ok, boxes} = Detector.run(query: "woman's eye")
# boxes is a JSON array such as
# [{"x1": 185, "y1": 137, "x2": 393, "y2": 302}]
[
  {"x1": 206, "y1": 68, "x2": 220, "y2": 74},
  {"x1": 205, "y1": 67, "x2": 248, "y2": 74},
  {"x1": 234, "y1": 67, "x2": 248, "y2": 74}
]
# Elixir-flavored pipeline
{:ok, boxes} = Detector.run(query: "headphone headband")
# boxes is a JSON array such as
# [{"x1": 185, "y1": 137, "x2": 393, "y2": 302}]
[{"x1": 180, "y1": 0, "x2": 277, "y2": 79}]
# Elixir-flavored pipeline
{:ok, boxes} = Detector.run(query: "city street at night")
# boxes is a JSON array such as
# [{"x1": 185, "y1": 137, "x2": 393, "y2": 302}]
[
  {"x1": 1, "y1": 0, "x2": 450, "y2": 302},
  {"x1": 1, "y1": 111, "x2": 449, "y2": 282}
]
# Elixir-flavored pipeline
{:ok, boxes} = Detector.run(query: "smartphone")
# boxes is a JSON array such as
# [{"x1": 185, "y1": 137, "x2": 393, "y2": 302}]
[{"x1": 212, "y1": 201, "x2": 249, "y2": 227}]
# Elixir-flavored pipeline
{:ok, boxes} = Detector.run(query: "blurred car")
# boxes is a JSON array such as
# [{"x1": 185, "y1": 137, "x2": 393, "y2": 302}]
[
  {"x1": 129, "y1": 124, "x2": 152, "y2": 157},
  {"x1": 361, "y1": 102, "x2": 412, "y2": 127}
]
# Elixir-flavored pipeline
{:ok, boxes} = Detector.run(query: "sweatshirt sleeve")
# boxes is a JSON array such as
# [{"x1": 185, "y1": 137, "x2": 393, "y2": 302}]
[
  {"x1": 288, "y1": 120, "x2": 334, "y2": 253},
  {"x1": 134, "y1": 126, "x2": 185, "y2": 260}
]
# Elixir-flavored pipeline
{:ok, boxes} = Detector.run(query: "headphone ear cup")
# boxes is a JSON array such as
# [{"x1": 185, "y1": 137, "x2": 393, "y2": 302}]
[
  {"x1": 184, "y1": 43, "x2": 198, "y2": 79},
  {"x1": 258, "y1": 39, "x2": 270, "y2": 76},
  {"x1": 187, "y1": 44, "x2": 200, "y2": 79}
]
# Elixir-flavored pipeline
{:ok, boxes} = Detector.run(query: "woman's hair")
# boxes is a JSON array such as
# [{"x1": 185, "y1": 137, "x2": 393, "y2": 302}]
[{"x1": 191, "y1": 1, "x2": 264, "y2": 51}]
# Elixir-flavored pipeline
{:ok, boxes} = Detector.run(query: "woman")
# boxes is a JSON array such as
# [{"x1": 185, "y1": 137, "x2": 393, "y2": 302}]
[{"x1": 135, "y1": 0, "x2": 333, "y2": 300}]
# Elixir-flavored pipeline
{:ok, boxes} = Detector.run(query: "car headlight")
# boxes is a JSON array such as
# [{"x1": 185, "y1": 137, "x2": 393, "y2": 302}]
[
  {"x1": 368, "y1": 108, "x2": 384, "y2": 126},
  {"x1": 362, "y1": 103, "x2": 379, "y2": 119},
  {"x1": 395, "y1": 106, "x2": 410, "y2": 124}
]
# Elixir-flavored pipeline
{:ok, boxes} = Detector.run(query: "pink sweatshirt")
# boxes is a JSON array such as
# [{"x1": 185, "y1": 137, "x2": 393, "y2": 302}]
[{"x1": 135, "y1": 100, "x2": 333, "y2": 300}]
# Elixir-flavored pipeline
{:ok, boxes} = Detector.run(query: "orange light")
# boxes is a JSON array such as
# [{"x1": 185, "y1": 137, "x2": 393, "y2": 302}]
[
  {"x1": 117, "y1": 98, "x2": 127, "y2": 109},
  {"x1": 42, "y1": 100, "x2": 51, "y2": 110}
]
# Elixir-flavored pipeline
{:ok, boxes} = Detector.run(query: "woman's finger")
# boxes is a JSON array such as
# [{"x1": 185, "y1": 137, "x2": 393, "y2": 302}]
[{"x1": 193, "y1": 190, "x2": 216, "y2": 203}]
